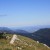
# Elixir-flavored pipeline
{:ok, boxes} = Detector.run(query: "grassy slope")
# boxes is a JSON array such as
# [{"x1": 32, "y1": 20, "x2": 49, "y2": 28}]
[{"x1": 0, "y1": 34, "x2": 50, "y2": 50}]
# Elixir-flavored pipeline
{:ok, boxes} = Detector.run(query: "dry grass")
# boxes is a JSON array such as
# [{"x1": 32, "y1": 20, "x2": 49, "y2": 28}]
[{"x1": 0, "y1": 34, "x2": 50, "y2": 50}]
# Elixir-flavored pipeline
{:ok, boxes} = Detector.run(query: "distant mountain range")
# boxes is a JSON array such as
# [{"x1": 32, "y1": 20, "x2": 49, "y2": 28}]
[
  {"x1": 11, "y1": 25, "x2": 50, "y2": 33},
  {"x1": 0, "y1": 27, "x2": 15, "y2": 34},
  {"x1": 0, "y1": 27, "x2": 29, "y2": 34},
  {"x1": 13, "y1": 29, "x2": 29, "y2": 34}
]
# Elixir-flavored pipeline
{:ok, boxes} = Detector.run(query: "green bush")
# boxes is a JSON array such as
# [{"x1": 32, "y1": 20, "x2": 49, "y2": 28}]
[{"x1": 0, "y1": 33, "x2": 3, "y2": 38}]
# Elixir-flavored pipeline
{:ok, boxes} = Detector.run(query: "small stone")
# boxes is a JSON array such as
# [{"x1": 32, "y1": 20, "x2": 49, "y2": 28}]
[
  {"x1": 43, "y1": 44, "x2": 47, "y2": 46},
  {"x1": 17, "y1": 47, "x2": 22, "y2": 50},
  {"x1": 37, "y1": 41, "x2": 39, "y2": 43}
]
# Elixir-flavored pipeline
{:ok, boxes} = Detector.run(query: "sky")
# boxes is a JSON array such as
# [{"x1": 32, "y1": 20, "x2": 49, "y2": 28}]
[{"x1": 0, "y1": 0, "x2": 50, "y2": 27}]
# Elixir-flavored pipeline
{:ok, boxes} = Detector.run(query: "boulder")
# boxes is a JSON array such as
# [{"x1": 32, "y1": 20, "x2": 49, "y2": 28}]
[{"x1": 10, "y1": 34, "x2": 20, "y2": 44}]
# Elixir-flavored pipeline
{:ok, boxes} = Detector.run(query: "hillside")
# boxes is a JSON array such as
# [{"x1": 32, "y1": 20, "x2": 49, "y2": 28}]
[
  {"x1": 34, "y1": 28, "x2": 50, "y2": 39},
  {"x1": 32, "y1": 28, "x2": 50, "y2": 47},
  {"x1": 0, "y1": 34, "x2": 50, "y2": 50}
]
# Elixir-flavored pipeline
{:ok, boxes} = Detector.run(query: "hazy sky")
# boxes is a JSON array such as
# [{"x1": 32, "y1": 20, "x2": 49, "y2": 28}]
[{"x1": 0, "y1": 0, "x2": 50, "y2": 27}]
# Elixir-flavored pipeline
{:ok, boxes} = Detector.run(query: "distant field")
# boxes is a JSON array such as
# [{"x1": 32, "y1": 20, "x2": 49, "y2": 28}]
[{"x1": 0, "y1": 34, "x2": 50, "y2": 50}]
